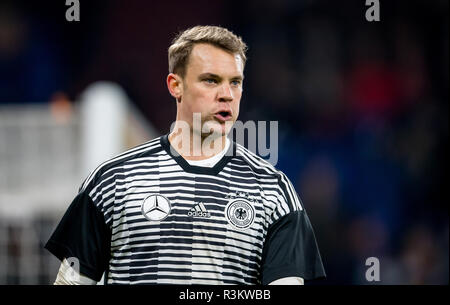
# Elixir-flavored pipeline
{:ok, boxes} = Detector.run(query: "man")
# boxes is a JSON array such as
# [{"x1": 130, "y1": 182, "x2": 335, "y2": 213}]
[{"x1": 45, "y1": 25, "x2": 326, "y2": 285}]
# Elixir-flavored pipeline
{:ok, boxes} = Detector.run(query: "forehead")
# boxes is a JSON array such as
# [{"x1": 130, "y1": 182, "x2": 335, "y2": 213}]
[{"x1": 186, "y1": 43, "x2": 243, "y2": 77}]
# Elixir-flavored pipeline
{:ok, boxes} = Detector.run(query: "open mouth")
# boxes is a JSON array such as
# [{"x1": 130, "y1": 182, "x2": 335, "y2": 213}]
[{"x1": 214, "y1": 111, "x2": 232, "y2": 122}]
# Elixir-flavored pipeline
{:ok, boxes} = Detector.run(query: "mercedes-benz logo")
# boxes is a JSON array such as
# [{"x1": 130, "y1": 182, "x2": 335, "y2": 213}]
[{"x1": 141, "y1": 194, "x2": 171, "y2": 221}]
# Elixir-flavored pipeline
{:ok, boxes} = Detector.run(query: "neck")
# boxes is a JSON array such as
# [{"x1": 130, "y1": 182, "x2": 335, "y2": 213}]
[{"x1": 169, "y1": 123, "x2": 228, "y2": 161}]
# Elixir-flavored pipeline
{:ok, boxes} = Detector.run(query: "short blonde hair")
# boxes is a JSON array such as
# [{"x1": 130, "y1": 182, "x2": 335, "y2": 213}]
[{"x1": 168, "y1": 25, "x2": 248, "y2": 77}]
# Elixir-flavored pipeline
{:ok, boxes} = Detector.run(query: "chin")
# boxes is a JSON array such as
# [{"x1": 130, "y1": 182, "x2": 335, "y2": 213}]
[{"x1": 202, "y1": 122, "x2": 227, "y2": 138}]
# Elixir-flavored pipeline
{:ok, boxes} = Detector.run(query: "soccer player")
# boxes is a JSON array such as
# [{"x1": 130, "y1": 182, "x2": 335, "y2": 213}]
[{"x1": 45, "y1": 25, "x2": 326, "y2": 285}]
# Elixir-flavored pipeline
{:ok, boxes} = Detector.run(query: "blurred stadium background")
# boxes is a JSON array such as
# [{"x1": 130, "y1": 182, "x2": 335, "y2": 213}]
[{"x1": 0, "y1": 0, "x2": 448, "y2": 284}]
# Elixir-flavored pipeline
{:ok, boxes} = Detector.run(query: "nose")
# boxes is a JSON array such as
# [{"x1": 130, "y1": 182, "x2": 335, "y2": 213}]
[{"x1": 217, "y1": 83, "x2": 233, "y2": 102}]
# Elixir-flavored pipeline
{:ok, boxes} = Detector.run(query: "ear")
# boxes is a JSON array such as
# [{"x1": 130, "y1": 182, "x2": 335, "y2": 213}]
[{"x1": 167, "y1": 73, "x2": 183, "y2": 103}]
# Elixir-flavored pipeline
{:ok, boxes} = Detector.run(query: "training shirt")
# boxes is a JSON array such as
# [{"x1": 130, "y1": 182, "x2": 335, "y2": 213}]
[{"x1": 45, "y1": 134, "x2": 326, "y2": 284}]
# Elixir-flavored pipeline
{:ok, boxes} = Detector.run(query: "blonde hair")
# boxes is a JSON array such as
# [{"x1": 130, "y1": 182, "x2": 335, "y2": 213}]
[{"x1": 168, "y1": 25, "x2": 248, "y2": 78}]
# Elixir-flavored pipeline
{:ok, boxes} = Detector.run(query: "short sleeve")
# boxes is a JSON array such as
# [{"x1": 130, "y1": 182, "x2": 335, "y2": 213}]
[
  {"x1": 45, "y1": 191, "x2": 111, "y2": 281},
  {"x1": 261, "y1": 209, "x2": 326, "y2": 284}
]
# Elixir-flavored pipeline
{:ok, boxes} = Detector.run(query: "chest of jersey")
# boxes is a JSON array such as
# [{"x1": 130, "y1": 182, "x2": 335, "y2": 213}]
[{"x1": 108, "y1": 168, "x2": 271, "y2": 284}]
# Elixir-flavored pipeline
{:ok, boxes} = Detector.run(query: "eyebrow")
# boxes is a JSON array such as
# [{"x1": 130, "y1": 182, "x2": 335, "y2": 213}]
[{"x1": 198, "y1": 73, "x2": 244, "y2": 81}]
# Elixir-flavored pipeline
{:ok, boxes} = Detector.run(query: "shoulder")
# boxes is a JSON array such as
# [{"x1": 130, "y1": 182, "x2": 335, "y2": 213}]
[
  {"x1": 234, "y1": 142, "x2": 292, "y2": 183},
  {"x1": 234, "y1": 142, "x2": 303, "y2": 212},
  {"x1": 234, "y1": 142, "x2": 280, "y2": 177},
  {"x1": 80, "y1": 136, "x2": 164, "y2": 193}
]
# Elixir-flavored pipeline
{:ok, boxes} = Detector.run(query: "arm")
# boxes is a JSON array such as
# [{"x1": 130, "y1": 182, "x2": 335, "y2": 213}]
[
  {"x1": 261, "y1": 173, "x2": 326, "y2": 284},
  {"x1": 54, "y1": 258, "x2": 97, "y2": 285},
  {"x1": 269, "y1": 277, "x2": 304, "y2": 285},
  {"x1": 45, "y1": 191, "x2": 111, "y2": 283}
]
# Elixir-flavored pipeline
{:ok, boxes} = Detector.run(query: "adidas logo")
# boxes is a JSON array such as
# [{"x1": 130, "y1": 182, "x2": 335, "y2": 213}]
[{"x1": 188, "y1": 202, "x2": 211, "y2": 218}]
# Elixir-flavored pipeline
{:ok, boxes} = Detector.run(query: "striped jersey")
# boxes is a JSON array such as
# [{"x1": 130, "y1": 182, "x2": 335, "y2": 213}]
[{"x1": 45, "y1": 134, "x2": 325, "y2": 284}]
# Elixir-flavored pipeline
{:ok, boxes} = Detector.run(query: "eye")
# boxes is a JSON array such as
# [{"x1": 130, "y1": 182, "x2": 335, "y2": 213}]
[
  {"x1": 231, "y1": 80, "x2": 241, "y2": 86},
  {"x1": 204, "y1": 78, "x2": 218, "y2": 84}
]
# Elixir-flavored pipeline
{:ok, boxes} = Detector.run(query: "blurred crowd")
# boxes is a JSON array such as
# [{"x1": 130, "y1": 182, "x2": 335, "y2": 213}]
[{"x1": 0, "y1": 0, "x2": 448, "y2": 284}]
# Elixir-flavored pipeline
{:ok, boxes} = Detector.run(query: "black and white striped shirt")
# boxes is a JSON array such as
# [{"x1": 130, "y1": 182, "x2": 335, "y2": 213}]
[{"x1": 46, "y1": 134, "x2": 325, "y2": 284}]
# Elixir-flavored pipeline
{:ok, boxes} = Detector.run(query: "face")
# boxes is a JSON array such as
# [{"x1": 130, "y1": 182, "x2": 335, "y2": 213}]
[{"x1": 169, "y1": 43, "x2": 244, "y2": 139}]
